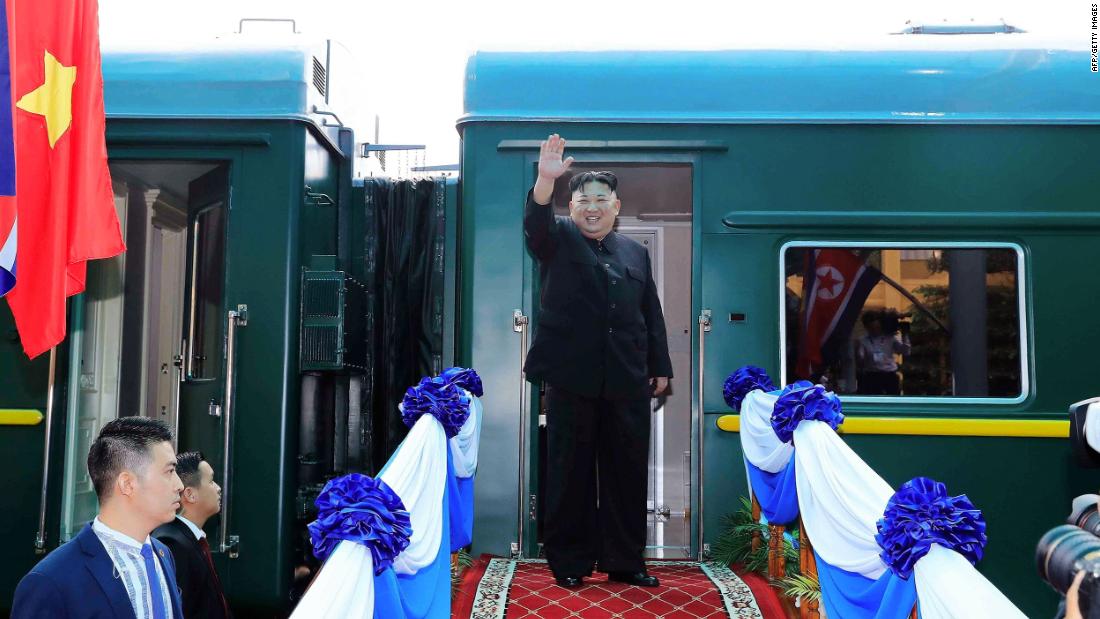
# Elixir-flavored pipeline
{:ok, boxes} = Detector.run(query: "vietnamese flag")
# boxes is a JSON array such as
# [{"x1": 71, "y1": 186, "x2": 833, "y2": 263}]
[{"x1": 1, "y1": 0, "x2": 125, "y2": 358}]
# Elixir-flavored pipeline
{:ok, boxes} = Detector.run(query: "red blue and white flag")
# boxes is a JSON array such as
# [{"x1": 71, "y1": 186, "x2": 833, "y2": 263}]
[
  {"x1": 1, "y1": 0, "x2": 124, "y2": 358},
  {"x1": 795, "y1": 249, "x2": 881, "y2": 379}
]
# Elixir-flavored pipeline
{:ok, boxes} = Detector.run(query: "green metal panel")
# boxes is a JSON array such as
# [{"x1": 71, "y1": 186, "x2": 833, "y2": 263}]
[{"x1": 299, "y1": 271, "x2": 366, "y2": 371}]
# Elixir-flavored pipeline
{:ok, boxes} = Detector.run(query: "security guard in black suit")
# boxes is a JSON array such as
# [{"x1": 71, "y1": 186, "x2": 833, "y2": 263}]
[
  {"x1": 153, "y1": 452, "x2": 232, "y2": 619},
  {"x1": 524, "y1": 134, "x2": 673, "y2": 588}
]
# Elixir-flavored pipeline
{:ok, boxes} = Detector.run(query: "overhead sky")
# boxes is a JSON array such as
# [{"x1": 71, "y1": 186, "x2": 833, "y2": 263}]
[{"x1": 98, "y1": 0, "x2": 1082, "y2": 168}]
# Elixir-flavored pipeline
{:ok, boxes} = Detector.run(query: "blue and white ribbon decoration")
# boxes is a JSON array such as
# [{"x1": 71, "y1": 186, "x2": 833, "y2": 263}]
[
  {"x1": 734, "y1": 368, "x2": 808, "y2": 525},
  {"x1": 771, "y1": 383, "x2": 843, "y2": 443},
  {"x1": 400, "y1": 375, "x2": 471, "y2": 439},
  {"x1": 730, "y1": 364, "x2": 1025, "y2": 618},
  {"x1": 293, "y1": 368, "x2": 484, "y2": 619},
  {"x1": 307, "y1": 474, "x2": 411, "y2": 569},
  {"x1": 723, "y1": 365, "x2": 776, "y2": 413}
]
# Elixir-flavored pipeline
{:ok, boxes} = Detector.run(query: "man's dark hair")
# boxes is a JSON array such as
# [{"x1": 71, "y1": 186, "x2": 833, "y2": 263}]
[
  {"x1": 176, "y1": 451, "x2": 205, "y2": 489},
  {"x1": 861, "y1": 310, "x2": 882, "y2": 327},
  {"x1": 87, "y1": 417, "x2": 174, "y2": 501},
  {"x1": 568, "y1": 170, "x2": 618, "y2": 194}
]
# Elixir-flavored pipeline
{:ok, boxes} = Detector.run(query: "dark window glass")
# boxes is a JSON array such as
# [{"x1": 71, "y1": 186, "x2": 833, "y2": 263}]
[
  {"x1": 782, "y1": 246, "x2": 1022, "y2": 398},
  {"x1": 188, "y1": 205, "x2": 225, "y2": 379}
]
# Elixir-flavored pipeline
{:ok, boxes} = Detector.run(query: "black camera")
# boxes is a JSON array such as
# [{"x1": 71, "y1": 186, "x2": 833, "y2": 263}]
[{"x1": 1036, "y1": 495, "x2": 1100, "y2": 618}]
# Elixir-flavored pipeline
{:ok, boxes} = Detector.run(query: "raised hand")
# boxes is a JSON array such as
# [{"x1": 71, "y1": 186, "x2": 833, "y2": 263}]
[
  {"x1": 532, "y1": 134, "x2": 573, "y2": 205},
  {"x1": 538, "y1": 134, "x2": 574, "y2": 181}
]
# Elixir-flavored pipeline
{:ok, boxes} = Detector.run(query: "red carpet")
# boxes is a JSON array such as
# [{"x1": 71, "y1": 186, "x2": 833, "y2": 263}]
[{"x1": 453, "y1": 557, "x2": 783, "y2": 619}]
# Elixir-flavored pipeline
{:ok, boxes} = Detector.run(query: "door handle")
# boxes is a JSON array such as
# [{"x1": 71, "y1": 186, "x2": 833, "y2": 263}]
[{"x1": 219, "y1": 304, "x2": 247, "y2": 558}]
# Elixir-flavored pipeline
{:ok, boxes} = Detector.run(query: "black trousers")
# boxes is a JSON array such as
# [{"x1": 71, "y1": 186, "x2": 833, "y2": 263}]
[{"x1": 543, "y1": 383, "x2": 650, "y2": 578}]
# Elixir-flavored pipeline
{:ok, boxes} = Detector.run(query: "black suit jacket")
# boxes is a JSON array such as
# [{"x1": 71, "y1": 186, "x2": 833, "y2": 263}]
[
  {"x1": 153, "y1": 518, "x2": 231, "y2": 619},
  {"x1": 523, "y1": 190, "x2": 673, "y2": 399}
]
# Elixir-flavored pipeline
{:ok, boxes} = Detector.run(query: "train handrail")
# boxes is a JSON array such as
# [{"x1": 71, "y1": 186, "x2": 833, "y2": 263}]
[
  {"x1": 512, "y1": 309, "x2": 529, "y2": 558},
  {"x1": 220, "y1": 304, "x2": 247, "y2": 557},
  {"x1": 697, "y1": 309, "x2": 711, "y2": 561}
]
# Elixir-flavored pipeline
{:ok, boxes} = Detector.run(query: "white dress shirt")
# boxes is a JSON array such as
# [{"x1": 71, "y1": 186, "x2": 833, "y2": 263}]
[
  {"x1": 92, "y1": 517, "x2": 175, "y2": 619},
  {"x1": 858, "y1": 334, "x2": 911, "y2": 372},
  {"x1": 176, "y1": 514, "x2": 206, "y2": 541}
]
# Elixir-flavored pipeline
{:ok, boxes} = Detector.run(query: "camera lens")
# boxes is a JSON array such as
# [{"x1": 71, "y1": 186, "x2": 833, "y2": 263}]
[
  {"x1": 1036, "y1": 525, "x2": 1100, "y2": 595},
  {"x1": 1070, "y1": 494, "x2": 1100, "y2": 536}
]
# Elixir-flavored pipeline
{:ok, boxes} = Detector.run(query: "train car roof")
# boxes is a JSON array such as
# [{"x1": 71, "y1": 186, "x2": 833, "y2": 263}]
[
  {"x1": 461, "y1": 36, "x2": 1099, "y2": 125},
  {"x1": 102, "y1": 39, "x2": 346, "y2": 128}
]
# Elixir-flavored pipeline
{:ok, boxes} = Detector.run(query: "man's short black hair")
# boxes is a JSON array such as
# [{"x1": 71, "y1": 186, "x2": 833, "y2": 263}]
[
  {"x1": 861, "y1": 310, "x2": 881, "y2": 327},
  {"x1": 568, "y1": 170, "x2": 618, "y2": 194},
  {"x1": 87, "y1": 416, "x2": 174, "y2": 501},
  {"x1": 176, "y1": 451, "x2": 205, "y2": 489}
]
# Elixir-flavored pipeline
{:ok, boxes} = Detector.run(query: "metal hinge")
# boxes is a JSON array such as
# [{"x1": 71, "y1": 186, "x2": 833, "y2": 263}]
[{"x1": 528, "y1": 494, "x2": 537, "y2": 521}]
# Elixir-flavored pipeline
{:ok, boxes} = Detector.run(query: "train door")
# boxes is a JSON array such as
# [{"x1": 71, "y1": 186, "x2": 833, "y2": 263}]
[
  {"x1": 58, "y1": 161, "x2": 234, "y2": 549},
  {"x1": 617, "y1": 223, "x2": 693, "y2": 559},
  {"x1": 530, "y1": 161, "x2": 695, "y2": 559}
]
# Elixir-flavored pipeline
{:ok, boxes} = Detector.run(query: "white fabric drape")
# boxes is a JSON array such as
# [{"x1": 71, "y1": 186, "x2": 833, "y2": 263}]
[
  {"x1": 913, "y1": 544, "x2": 1027, "y2": 619},
  {"x1": 1085, "y1": 402, "x2": 1100, "y2": 454},
  {"x1": 380, "y1": 414, "x2": 448, "y2": 575},
  {"x1": 793, "y1": 419, "x2": 894, "y2": 579},
  {"x1": 450, "y1": 394, "x2": 482, "y2": 479},
  {"x1": 740, "y1": 390, "x2": 793, "y2": 473},
  {"x1": 791, "y1": 418, "x2": 1028, "y2": 617},
  {"x1": 290, "y1": 540, "x2": 374, "y2": 618}
]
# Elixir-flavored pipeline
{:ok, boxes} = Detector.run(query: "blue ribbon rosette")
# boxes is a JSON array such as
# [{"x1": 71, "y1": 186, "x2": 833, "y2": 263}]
[
  {"x1": 401, "y1": 375, "x2": 472, "y2": 438},
  {"x1": 779, "y1": 380, "x2": 813, "y2": 396},
  {"x1": 307, "y1": 474, "x2": 412, "y2": 573},
  {"x1": 440, "y1": 366, "x2": 484, "y2": 397},
  {"x1": 875, "y1": 477, "x2": 987, "y2": 579},
  {"x1": 770, "y1": 383, "x2": 844, "y2": 443},
  {"x1": 722, "y1": 365, "x2": 777, "y2": 412}
]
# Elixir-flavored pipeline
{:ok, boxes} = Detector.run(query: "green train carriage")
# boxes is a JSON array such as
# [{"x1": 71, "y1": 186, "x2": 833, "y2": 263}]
[
  {"x1": 0, "y1": 36, "x2": 461, "y2": 615},
  {"x1": 458, "y1": 37, "x2": 1100, "y2": 617}
]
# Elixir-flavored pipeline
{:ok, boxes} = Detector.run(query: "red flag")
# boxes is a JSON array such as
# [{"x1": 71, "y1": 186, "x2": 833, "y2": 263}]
[
  {"x1": 795, "y1": 249, "x2": 881, "y2": 379},
  {"x1": 2, "y1": 0, "x2": 124, "y2": 358}
]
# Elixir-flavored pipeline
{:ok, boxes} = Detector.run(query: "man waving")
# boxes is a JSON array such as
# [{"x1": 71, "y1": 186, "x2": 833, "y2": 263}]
[{"x1": 523, "y1": 134, "x2": 673, "y2": 588}]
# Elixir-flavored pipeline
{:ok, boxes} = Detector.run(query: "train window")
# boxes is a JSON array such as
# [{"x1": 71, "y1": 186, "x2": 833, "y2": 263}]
[
  {"x1": 781, "y1": 245, "x2": 1025, "y2": 399},
  {"x1": 188, "y1": 204, "x2": 226, "y2": 379}
]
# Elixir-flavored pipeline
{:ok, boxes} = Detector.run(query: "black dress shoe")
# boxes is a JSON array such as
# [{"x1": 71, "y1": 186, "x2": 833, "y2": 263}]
[
  {"x1": 608, "y1": 571, "x2": 659, "y2": 587},
  {"x1": 555, "y1": 576, "x2": 584, "y2": 588}
]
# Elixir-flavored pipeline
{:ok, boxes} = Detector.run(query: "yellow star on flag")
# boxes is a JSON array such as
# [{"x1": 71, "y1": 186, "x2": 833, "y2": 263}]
[{"x1": 16, "y1": 51, "x2": 77, "y2": 148}]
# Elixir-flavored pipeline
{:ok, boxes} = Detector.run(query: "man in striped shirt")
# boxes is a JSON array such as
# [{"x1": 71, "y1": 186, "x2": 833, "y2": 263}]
[{"x1": 12, "y1": 417, "x2": 185, "y2": 618}]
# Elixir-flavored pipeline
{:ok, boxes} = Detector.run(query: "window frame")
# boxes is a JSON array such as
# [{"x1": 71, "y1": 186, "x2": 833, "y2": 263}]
[{"x1": 778, "y1": 240, "x2": 1030, "y2": 405}]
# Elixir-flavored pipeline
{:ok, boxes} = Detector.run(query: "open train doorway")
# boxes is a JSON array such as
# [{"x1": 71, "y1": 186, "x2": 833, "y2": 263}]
[
  {"x1": 533, "y1": 162, "x2": 694, "y2": 559},
  {"x1": 58, "y1": 161, "x2": 230, "y2": 542}
]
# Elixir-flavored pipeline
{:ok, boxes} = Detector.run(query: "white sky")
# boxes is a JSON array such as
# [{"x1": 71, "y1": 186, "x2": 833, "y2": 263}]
[{"x1": 98, "y1": 0, "x2": 1083, "y2": 167}]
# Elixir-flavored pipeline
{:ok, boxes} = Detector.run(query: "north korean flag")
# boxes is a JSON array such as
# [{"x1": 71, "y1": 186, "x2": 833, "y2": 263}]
[
  {"x1": 1, "y1": 0, "x2": 125, "y2": 358},
  {"x1": 795, "y1": 249, "x2": 881, "y2": 379}
]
